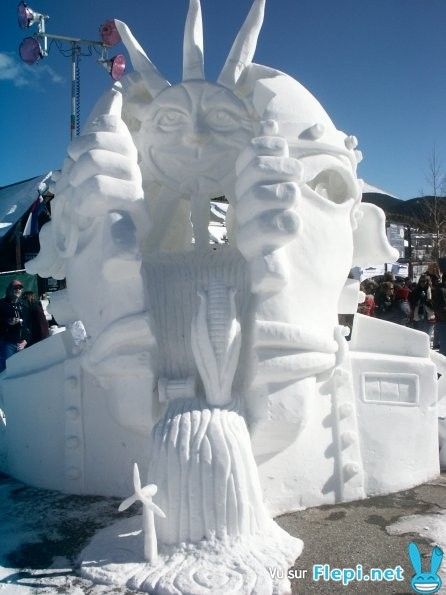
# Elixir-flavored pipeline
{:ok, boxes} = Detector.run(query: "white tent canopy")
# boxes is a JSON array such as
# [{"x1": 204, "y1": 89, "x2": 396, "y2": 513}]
[{"x1": 0, "y1": 172, "x2": 52, "y2": 239}]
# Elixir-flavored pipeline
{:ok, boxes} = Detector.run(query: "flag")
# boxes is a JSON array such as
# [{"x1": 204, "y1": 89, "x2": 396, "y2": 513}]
[{"x1": 22, "y1": 195, "x2": 45, "y2": 237}]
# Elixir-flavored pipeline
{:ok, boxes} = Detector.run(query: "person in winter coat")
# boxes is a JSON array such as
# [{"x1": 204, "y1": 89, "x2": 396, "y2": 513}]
[
  {"x1": 374, "y1": 281, "x2": 396, "y2": 322},
  {"x1": 393, "y1": 282, "x2": 411, "y2": 326},
  {"x1": 0, "y1": 280, "x2": 30, "y2": 372},
  {"x1": 433, "y1": 274, "x2": 446, "y2": 355},
  {"x1": 21, "y1": 291, "x2": 50, "y2": 346},
  {"x1": 410, "y1": 274, "x2": 435, "y2": 347}
]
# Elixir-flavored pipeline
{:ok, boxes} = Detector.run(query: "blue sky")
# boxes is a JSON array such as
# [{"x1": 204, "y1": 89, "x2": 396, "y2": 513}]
[{"x1": 1, "y1": 0, "x2": 446, "y2": 199}]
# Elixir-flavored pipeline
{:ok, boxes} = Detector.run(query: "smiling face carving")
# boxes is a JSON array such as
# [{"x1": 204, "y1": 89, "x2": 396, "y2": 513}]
[{"x1": 139, "y1": 81, "x2": 254, "y2": 196}]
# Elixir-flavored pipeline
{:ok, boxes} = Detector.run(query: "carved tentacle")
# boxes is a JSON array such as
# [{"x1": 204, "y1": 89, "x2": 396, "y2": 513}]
[{"x1": 191, "y1": 281, "x2": 241, "y2": 406}]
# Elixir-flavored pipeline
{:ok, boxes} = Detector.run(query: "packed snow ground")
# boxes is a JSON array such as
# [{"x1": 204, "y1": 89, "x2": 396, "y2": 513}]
[
  {"x1": 0, "y1": 473, "x2": 133, "y2": 593},
  {"x1": 387, "y1": 511, "x2": 446, "y2": 582},
  {"x1": 0, "y1": 472, "x2": 445, "y2": 593}
]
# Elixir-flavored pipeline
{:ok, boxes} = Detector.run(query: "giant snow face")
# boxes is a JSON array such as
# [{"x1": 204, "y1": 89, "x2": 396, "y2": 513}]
[{"x1": 139, "y1": 81, "x2": 254, "y2": 196}]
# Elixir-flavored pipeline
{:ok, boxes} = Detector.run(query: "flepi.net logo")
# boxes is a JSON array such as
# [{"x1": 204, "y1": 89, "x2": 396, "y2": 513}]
[{"x1": 407, "y1": 542, "x2": 444, "y2": 594}]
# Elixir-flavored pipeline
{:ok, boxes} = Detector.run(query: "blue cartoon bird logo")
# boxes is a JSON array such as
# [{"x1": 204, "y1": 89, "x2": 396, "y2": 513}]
[{"x1": 408, "y1": 542, "x2": 443, "y2": 594}]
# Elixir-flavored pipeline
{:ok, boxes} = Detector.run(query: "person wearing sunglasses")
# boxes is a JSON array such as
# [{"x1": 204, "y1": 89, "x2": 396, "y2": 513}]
[{"x1": 0, "y1": 280, "x2": 30, "y2": 372}]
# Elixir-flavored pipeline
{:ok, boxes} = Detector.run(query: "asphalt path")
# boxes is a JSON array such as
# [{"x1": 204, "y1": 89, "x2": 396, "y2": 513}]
[
  {"x1": 0, "y1": 472, "x2": 445, "y2": 594},
  {"x1": 278, "y1": 474, "x2": 446, "y2": 594}
]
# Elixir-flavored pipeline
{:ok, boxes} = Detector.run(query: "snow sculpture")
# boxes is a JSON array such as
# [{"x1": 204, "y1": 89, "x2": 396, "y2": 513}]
[
  {"x1": 4, "y1": 0, "x2": 436, "y2": 592},
  {"x1": 119, "y1": 464, "x2": 165, "y2": 563}
]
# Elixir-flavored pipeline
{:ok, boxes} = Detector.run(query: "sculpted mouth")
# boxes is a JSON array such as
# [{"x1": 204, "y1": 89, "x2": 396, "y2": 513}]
[
  {"x1": 255, "y1": 321, "x2": 338, "y2": 352},
  {"x1": 148, "y1": 147, "x2": 233, "y2": 186},
  {"x1": 254, "y1": 321, "x2": 339, "y2": 382}
]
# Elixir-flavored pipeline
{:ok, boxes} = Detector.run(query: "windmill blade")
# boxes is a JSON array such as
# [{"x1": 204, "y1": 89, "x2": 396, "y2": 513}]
[
  {"x1": 118, "y1": 494, "x2": 137, "y2": 512},
  {"x1": 147, "y1": 501, "x2": 167, "y2": 519},
  {"x1": 133, "y1": 462, "x2": 142, "y2": 492}
]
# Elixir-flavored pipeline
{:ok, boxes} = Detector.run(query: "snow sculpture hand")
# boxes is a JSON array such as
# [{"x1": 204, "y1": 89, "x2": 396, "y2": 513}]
[
  {"x1": 47, "y1": 83, "x2": 148, "y2": 331},
  {"x1": 52, "y1": 83, "x2": 146, "y2": 259},
  {"x1": 235, "y1": 109, "x2": 361, "y2": 335},
  {"x1": 32, "y1": 82, "x2": 157, "y2": 437},
  {"x1": 28, "y1": 82, "x2": 148, "y2": 294},
  {"x1": 235, "y1": 112, "x2": 360, "y2": 459},
  {"x1": 235, "y1": 120, "x2": 301, "y2": 294}
]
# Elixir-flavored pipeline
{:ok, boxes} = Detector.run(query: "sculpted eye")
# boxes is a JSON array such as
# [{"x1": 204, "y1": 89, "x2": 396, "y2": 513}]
[
  {"x1": 307, "y1": 169, "x2": 352, "y2": 204},
  {"x1": 206, "y1": 108, "x2": 240, "y2": 131},
  {"x1": 155, "y1": 109, "x2": 188, "y2": 131}
]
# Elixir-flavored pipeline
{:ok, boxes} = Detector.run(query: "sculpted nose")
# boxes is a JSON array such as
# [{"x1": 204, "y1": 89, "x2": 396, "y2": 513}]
[
  {"x1": 185, "y1": 121, "x2": 210, "y2": 145},
  {"x1": 186, "y1": 132, "x2": 208, "y2": 145}
]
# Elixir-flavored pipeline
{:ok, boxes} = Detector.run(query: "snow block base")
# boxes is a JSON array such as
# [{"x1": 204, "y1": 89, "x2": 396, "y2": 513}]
[{"x1": 79, "y1": 515, "x2": 303, "y2": 594}]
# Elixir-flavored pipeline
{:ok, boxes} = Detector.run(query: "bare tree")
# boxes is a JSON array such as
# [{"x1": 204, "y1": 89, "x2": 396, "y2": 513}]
[{"x1": 415, "y1": 146, "x2": 446, "y2": 259}]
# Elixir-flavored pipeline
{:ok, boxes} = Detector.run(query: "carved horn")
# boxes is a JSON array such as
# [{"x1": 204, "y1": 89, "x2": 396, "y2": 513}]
[
  {"x1": 114, "y1": 20, "x2": 171, "y2": 97},
  {"x1": 217, "y1": 0, "x2": 266, "y2": 89},
  {"x1": 183, "y1": 0, "x2": 205, "y2": 80}
]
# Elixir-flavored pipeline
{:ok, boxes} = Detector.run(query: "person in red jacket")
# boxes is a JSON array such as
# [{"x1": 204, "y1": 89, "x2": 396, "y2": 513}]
[
  {"x1": 393, "y1": 282, "x2": 411, "y2": 326},
  {"x1": 358, "y1": 280, "x2": 377, "y2": 316}
]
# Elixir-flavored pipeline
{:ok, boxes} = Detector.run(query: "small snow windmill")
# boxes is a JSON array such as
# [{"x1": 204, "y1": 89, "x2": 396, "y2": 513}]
[{"x1": 119, "y1": 463, "x2": 166, "y2": 563}]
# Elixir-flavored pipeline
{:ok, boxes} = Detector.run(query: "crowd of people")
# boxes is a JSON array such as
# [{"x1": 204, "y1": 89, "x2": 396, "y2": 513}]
[
  {"x1": 359, "y1": 272, "x2": 446, "y2": 354},
  {"x1": 0, "y1": 280, "x2": 50, "y2": 373},
  {"x1": 1, "y1": 272, "x2": 446, "y2": 373}
]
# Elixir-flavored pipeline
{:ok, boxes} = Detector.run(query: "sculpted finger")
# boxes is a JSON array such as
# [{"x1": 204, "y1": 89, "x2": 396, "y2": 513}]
[
  {"x1": 61, "y1": 156, "x2": 74, "y2": 176},
  {"x1": 54, "y1": 158, "x2": 75, "y2": 195},
  {"x1": 236, "y1": 209, "x2": 300, "y2": 260},
  {"x1": 236, "y1": 182, "x2": 299, "y2": 226},
  {"x1": 71, "y1": 175, "x2": 143, "y2": 218},
  {"x1": 83, "y1": 84, "x2": 123, "y2": 129},
  {"x1": 67, "y1": 131, "x2": 137, "y2": 162},
  {"x1": 51, "y1": 170, "x2": 62, "y2": 183},
  {"x1": 259, "y1": 119, "x2": 279, "y2": 136},
  {"x1": 69, "y1": 150, "x2": 141, "y2": 188},
  {"x1": 236, "y1": 156, "x2": 303, "y2": 197},
  {"x1": 83, "y1": 113, "x2": 129, "y2": 136},
  {"x1": 80, "y1": 87, "x2": 127, "y2": 137},
  {"x1": 250, "y1": 252, "x2": 288, "y2": 295},
  {"x1": 237, "y1": 135, "x2": 289, "y2": 174},
  {"x1": 57, "y1": 155, "x2": 72, "y2": 175}
]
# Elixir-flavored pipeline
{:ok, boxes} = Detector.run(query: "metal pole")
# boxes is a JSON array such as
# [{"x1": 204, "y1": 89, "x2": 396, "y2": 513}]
[
  {"x1": 33, "y1": 29, "x2": 109, "y2": 141},
  {"x1": 39, "y1": 30, "x2": 107, "y2": 47},
  {"x1": 15, "y1": 226, "x2": 22, "y2": 270},
  {"x1": 70, "y1": 42, "x2": 76, "y2": 140}
]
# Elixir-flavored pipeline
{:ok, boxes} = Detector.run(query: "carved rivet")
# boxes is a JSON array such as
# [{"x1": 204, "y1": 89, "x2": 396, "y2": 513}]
[
  {"x1": 260, "y1": 119, "x2": 279, "y2": 135},
  {"x1": 65, "y1": 376, "x2": 78, "y2": 390},
  {"x1": 338, "y1": 403, "x2": 353, "y2": 419},
  {"x1": 332, "y1": 368, "x2": 349, "y2": 388},
  {"x1": 344, "y1": 135, "x2": 358, "y2": 150},
  {"x1": 307, "y1": 123, "x2": 325, "y2": 140},
  {"x1": 66, "y1": 436, "x2": 80, "y2": 449},
  {"x1": 343, "y1": 462, "x2": 360, "y2": 478},
  {"x1": 66, "y1": 406, "x2": 79, "y2": 420},
  {"x1": 66, "y1": 466, "x2": 81, "y2": 480},
  {"x1": 341, "y1": 431, "x2": 356, "y2": 448}
]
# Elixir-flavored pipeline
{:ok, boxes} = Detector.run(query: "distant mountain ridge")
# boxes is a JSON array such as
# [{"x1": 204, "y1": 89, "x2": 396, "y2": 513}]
[{"x1": 362, "y1": 192, "x2": 446, "y2": 226}]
